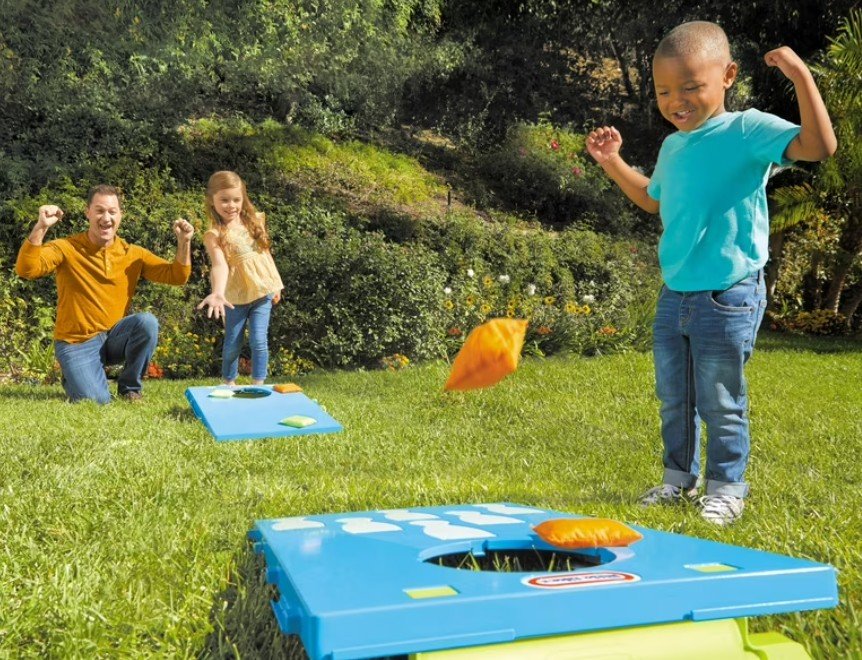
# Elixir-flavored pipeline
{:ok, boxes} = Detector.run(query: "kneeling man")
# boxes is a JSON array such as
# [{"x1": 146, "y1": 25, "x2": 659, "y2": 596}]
[{"x1": 15, "y1": 185, "x2": 194, "y2": 403}]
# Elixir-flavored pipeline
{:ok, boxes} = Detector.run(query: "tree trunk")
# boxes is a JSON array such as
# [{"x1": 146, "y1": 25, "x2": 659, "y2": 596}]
[
  {"x1": 840, "y1": 285, "x2": 862, "y2": 330},
  {"x1": 608, "y1": 39, "x2": 635, "y2": 100},
  {"x1": 825, "y1": 213, "x2": 862, "y2": 312},
  {"x1": 766, "y1": 231, "x2": 785, "y2": 308},
  {"x1": 634, "y1": 43, "x2": 652, "y2": 129},
  {"x1": 802, "y1": 252, "x2": 824, "y2": 310},
  {"x1": 824, "y1": 249, "x2": 855, "y2": 312}
]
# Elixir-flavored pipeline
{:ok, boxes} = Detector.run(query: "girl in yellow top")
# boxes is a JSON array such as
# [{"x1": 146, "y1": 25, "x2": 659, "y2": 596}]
[{"x1": 197, "y1": 171, "x2": 284, "y2": 386}]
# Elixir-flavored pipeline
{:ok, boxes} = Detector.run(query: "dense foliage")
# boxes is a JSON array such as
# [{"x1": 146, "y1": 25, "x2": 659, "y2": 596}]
[
  {"x1": 769, "y1": 10, "x2": 862, "y2": 329},
  {"x1": 1, "y1": 2, "x2": 858, "y2": 386}
]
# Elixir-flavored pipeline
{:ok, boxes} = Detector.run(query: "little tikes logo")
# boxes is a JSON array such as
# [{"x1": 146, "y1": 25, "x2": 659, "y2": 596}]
[{"x1": 523, "y1": 571, "x2": 640, "y2": 589}]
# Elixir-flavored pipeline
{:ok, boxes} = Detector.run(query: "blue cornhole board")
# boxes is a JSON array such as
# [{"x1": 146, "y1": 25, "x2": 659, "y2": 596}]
[
  {"x1": 185, "y1": 386, "x2": 343, "y2": 441},
  {"x1": 249, "y1": 502, "x2": 838, "y2": 660}
]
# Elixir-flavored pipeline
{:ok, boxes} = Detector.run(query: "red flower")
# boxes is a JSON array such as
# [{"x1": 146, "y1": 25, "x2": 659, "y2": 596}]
[
  {"x1": 447, "y1": 327, "x2": 463, "y2": 336},
  {"x1": 550, "y1": 140, "x2": 560, "y2": 151},
  {"x1": 146, "y1": 363, "x2": 164, "y2": 379},
  {"x1": 571, "y1": 166, "x2": 583, "y2": 177},
  {"x1": 536, "y1": 325, "x2": 552, "y2": 336}
]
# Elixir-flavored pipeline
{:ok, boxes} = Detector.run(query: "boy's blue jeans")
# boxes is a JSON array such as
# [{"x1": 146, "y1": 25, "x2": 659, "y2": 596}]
[
  {"x1": 54, "y1": 312, "x2": 159, "y2": 404},
  {"x1": 222, "y1": 294, "x2": 273, "y2": 382},
  {"x1": 652, "y1": 271, "x2": 766, "y2": 498}
]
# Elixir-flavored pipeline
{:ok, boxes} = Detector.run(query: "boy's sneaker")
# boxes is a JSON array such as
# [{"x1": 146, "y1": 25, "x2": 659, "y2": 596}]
[
  {"x1": 639, "y1": 484, "x2": 698, "y2": 507},
  {"x1": 699, "y1": 494, "x2": 744, "y2": 526}
]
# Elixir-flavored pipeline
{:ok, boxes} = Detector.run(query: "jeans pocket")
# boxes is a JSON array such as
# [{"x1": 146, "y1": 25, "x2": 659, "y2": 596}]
[{"x1": 710, "y1": 277, "x2": 757, "y2": 312}]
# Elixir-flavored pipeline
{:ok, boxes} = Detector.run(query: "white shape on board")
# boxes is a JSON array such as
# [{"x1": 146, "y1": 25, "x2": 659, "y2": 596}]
[
  {"x1": 476, "y1": 503, "x2": 543, "y2": 515},
  {"x1": 272, "y1": 517, "x2": 325, "y2": 531},
  {"x1": 336, "y1": 517, "x2": 402, "y2": 534},
  {"x1": 444, "y1": 510, "x2": 522, "y2": 525},
  {"x1": 380, "y1": 509, "x2": 440, "y2": 522},
  {"x1": 410, "y1": 520, "x2": 495, "y2": 540}
]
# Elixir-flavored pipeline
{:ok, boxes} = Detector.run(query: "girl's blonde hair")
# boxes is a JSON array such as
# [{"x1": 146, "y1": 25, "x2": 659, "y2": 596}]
[{"x1": 205, "y1": 171, "x2": 271, "y2": 251}]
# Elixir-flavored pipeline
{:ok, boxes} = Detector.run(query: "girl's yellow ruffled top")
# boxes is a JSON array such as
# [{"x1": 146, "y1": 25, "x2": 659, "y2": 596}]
[{"x1": 206, "y1": 222, "x2": 283, "y2": 305}]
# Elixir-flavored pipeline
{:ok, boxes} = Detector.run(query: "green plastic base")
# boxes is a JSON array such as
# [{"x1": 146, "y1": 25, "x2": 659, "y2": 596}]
[{"x1": 411, "y1": 619, "x2": 809, "y2": 659}]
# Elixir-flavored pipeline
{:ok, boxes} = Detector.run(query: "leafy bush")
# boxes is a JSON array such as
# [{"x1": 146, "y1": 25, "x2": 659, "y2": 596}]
[
  {"x1": 152, "y1": 325, "x2": 219, "y2": 380},
  {"x1": 270, "y1": 348, "x2": 316, "y2": 379},
  {"x1": 428, "y1": 216, "x2": 659, "y2": 357},
  {"x1": 269, "y1": 205, "x2": 449, "y2": 368},
  {"x1": 477, "y1": 122, "x2": 638, "y2": 232},
  {"x1": 2, "y1": 126, "x2": 659, "y2": 381},
  {"x1": 770, "y1": 309, "x2": 849, "y2": 336}
]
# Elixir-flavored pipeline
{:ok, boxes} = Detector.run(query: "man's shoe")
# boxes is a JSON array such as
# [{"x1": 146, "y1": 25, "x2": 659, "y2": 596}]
[
  {"x1": 699, "y1": 494, "x2": 745, "y2": 526},
  {"x1": 639, "y1": 483, "x2": 698, "y2": 507},
  {"x1": 120, "y1": 391, "x2": 143, "y2": 402}
]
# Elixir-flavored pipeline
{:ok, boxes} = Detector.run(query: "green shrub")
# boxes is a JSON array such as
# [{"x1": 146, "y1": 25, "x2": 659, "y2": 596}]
[
  {"x1": 269, "y1": 206, "x2": 449, "y2": 368},
  {"x1": 269, "y1": 348, "x2": 316, "y2": 379},
  {"x1": 772, "y1": 309, "x2": 849, "y2": 336},
  {"x1": 152, "y1": 324, "x2": 218, "y2": 379},
  {"x1": 477, "y1": 122, "x2": 638, "y2": 232},
  {"x1": 2, "y1": 132, "x2": 659, "y2": 380},
  {"x1": 419, "y1": 212, "x2": 660, "y2": 357}
]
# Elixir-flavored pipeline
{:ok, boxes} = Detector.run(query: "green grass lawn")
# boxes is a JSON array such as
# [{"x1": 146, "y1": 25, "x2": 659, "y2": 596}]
[{"x1": 1, "y1": 332, "x2": 860, "y2": 658}]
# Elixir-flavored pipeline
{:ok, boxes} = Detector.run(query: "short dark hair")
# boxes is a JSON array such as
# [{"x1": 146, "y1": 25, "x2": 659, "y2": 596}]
[
  {"x1": 87, "y1": 184, "x2": 124, "y2": 206},
  {"x1": 655, "y1": 21, "x2": 731, "y2": 64}
]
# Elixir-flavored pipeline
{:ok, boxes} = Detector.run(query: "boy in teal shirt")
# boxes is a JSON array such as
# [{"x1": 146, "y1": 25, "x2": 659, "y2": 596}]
[{"x1": 587, "y1": 21, "x2": 836, "y2": 524}]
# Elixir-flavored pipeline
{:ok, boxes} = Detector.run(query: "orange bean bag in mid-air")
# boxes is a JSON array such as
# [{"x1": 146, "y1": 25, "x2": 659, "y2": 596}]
[{"x1": 444, "y1": 318, "x2": 528, "y2": 391}]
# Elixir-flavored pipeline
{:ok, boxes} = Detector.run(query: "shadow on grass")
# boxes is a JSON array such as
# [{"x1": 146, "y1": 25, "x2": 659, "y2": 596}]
[
  {"x1": 756, "y1": 330, "x2": 862, "y2": 354},
  {"x1": 0, "y1": 387, "x2": 68, "y2": 401},
  {"x1": 202, "y1": 544, "x2": 308, "y2": 659},
  {"x1": 165, "y1": 405, "x2": 198, "y2": 423},
  {"x1": 203, "y1": 543, "x2": 408, "y2": 660}
]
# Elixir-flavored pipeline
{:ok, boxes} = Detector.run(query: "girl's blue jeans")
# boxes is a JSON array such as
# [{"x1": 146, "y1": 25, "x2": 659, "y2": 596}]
[
  {"x1": 652, "y1": 271, "x2": 766, "y2": 498},
  {"x1": 222, "y1": 294, "x2": 273, "y2": 382},
  {"x1": 54, "y1": 312, "x2": 159, "y2": 404}
]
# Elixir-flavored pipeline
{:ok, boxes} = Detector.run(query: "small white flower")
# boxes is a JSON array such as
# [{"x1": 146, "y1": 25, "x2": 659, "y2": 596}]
[
  {"x1": 444, "y1": 287, "x2": 452, "y2": 295},
  {"x1": 466, "y1": 268, "x2": 475, "y2": 278},
  {"x1": 498, "y1": 274, "x2": 510, "y2": 284},
  {"x1": 583, "y1": 294, "x2": 596, "y2": 303},
  {"x1": 526, "y1": 284, "x2": 537, "y2": 296}
]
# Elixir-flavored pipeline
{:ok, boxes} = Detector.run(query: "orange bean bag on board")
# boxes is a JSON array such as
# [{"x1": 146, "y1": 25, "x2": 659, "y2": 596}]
[{"x1": 533, "y1": 518, "x2": 643, "y2": 549}]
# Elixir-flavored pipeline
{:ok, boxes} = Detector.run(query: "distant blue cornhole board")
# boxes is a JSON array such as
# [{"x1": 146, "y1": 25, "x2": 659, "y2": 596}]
[
  {"x1": 249, "y1": 502, "x2": 838, "y2": 659},
  {"x1": 185, "y1": 385, "x2": 343, "y2": 441}
]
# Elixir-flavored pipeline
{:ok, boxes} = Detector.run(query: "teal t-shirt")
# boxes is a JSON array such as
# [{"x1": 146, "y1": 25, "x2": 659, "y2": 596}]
[{"x1": 647, "y1": 109, "x2": 800, "y2": 291}]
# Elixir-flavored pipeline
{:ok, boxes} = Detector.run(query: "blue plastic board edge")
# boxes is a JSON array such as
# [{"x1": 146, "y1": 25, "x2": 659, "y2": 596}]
[
  {"x1": 248, "y1": 503, "x2": 839, "y2": 660},
  {"x1": 185, "y1": 386, "x2": 343, "y2": 441}
]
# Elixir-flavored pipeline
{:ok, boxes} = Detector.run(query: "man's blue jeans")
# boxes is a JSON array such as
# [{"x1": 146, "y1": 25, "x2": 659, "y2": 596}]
[
  {"x1": 54, "y1": 312, "x2": 159, "y2": 404},
  {"x1": 652, "y1": 271, "x2": 767, "y2": 498},
  {"x1": 222, "y1": 294, "x2": 273, "y2": 382}
]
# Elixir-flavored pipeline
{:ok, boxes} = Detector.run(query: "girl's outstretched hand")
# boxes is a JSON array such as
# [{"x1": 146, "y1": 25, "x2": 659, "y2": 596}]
[
  {"x1": 197, "y1": 292, "x2": 234, "y2": 321},
  {"x1": 273, "y1": 290, "x2": 282, "y2": 305},
  {"x1": 586, "y1": 126, "x2": 623, "y2": 165}
]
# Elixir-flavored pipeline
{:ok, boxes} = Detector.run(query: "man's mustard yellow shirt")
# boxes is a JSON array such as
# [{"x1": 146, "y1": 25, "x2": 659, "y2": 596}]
[{"x1": 16, "y1": 232, "x2": 191, "y2": 343}]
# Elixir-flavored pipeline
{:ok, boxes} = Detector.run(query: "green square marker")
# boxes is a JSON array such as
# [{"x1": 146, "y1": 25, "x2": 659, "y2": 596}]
[
  {"x1": 279, "y1": 415, "x2": 317, "y2": 428},
  {"x1": 404, "y1": 586, "x2": 458, "y2": 600}
]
